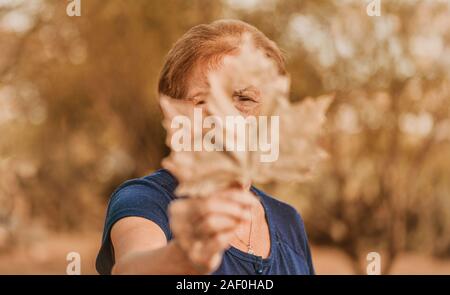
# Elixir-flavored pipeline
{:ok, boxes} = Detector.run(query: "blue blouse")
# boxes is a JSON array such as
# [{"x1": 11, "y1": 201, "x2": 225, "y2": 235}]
[{"x1": 96, "y1": 169, "x2": 315, "y2": 275}]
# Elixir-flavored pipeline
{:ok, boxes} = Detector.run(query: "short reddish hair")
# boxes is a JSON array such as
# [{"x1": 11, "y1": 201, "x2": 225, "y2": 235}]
[{"x1": 158, "y1": 19, "x2": 286, "y2": 100}]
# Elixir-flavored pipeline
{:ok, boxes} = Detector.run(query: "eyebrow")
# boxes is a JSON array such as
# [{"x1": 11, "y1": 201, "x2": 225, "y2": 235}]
[
  {"x1": 234, "y1": 85, "x2": 260, "y2": 93},
  {"x1": 238, "y1": 86, "x2": 252, "y2": 91},
  {"x1": 184, "y1": 91, "x2": 208, "y2": 105},
  {"x1": 186, "y1": 92, "x2": 207, "y2": 103},
  {"x1": 190, "y1": 90, "x2": 209, "y2": 98},
  {"x1": 188, "y1": 86, "x2": 260, "y2": 101},
  {"x1": 233, "y1": 87, "x2": 250, "y2": 95}
]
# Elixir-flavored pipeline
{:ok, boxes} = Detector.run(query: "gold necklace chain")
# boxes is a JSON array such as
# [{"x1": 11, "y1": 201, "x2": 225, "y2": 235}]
[{"x1": 234, "y1": 206, "x2": 254, "y2": 255}]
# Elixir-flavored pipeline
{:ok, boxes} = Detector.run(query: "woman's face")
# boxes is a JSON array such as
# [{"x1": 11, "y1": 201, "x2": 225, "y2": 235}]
[{"x1": 185, "y1": 56, "x2": 262, "y2": 116}]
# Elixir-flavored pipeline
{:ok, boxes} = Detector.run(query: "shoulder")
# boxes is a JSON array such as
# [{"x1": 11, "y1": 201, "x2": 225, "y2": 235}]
[
  {"x1": 108, "y1": 169, "x2": 178, "y2": 209},
  {"x1": 104, "y1": 169, "x2": 178, "y2": 241},
  {"x1": 96, "y1": 169, "x2": 178, "y2": 274},
  {"x1": 112, "y1": 168, "x2": 178, "y2": 197}
]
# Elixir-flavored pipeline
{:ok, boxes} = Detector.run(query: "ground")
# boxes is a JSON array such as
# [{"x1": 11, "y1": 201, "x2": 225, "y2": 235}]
[{"x1": 0, "y1": 231, "x2": 449, "y2": 274}]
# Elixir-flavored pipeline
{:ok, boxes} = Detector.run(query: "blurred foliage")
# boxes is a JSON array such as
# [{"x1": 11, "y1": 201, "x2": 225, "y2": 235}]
[
  {"x1": 0, "y1": 0, "x2": 449, "y2": 273},
  {"x1": 0, "y1": 0, "x2": 222, "y2": 240}
]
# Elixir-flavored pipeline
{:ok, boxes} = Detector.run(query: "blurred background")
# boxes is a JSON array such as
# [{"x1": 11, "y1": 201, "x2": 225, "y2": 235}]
[{"x1": 0, "y1": 0, "x2": 450, "y2": 274}]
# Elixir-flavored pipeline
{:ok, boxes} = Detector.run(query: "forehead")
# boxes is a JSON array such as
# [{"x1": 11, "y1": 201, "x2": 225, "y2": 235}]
[
  {"x1": 186, "y1": 50, "x2": 242, "y2": 98},
  {"x1": 185, "y1": 62, "x2": 210, "y2": 98}
]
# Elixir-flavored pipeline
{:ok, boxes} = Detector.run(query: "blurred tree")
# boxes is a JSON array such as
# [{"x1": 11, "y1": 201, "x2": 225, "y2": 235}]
[
  {"x1": 0, "y1": 0, "x2": 449, "y2": 276},
  {"x1": 231, "y1": 0, "x2": 450, "y2": 273},
  {"x1": 0, "y1": 0, "x2": 223, "y2": 248}
]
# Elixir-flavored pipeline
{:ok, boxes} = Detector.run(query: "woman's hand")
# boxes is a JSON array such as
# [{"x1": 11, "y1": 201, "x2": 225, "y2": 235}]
[{"x1": 169, "y1": 188, "x2": 257, "y2": 274}]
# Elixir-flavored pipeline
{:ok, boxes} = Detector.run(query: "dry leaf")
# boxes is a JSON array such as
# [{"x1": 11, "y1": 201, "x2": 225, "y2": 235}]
[{"x1": 161, "y1": 34, "x2": 333, "y2": 197}]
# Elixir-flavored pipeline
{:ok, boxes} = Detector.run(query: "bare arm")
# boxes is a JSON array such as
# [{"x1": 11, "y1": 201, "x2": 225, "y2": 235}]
[
  {"x1": 111, "y1": 217, "x2": 198, "y2": 274},
  {"x1": 110, "y1": 190, "x2": 257, "y2": 275}
]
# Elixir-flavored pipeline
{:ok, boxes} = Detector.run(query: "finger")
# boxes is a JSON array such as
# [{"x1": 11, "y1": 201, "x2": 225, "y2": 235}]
[
  {"x1": 202, "y1": 229, "x2": 235, "y2": 255},
  {"x1": 169, "y1": 200, "x2": 198, "y2": 237},
  {"x1": 193, "y1": 197, "x2": 251, "y2": 222},
  {"x1": 169, "y1": 202, "x2": 240, "y2": 243},
  {"x1": 194, "y1": 214, "x2": 241, "y2": 237},
  {"x1": 189, "y1": 229, "x2": 235, "y2": 268},
  {"x1": 215, "y1": 189, "x2": 259, "y2": 208},
  {"x1": 170, "y1": 198, "x2": 247, "y2": 233},
  {"x1": 169, "y1": 198, "x2": 201, "y2": 222}
]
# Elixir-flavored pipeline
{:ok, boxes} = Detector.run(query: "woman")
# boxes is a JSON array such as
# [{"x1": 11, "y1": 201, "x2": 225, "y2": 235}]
[{"x1": 96, "y1": 19, "x2": 315, "y2": 275}]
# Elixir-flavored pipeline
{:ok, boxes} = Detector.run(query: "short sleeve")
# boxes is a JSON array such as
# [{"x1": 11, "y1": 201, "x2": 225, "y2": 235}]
[{"x1": 95, "y1": 179, "x2": 174, "y2": 275}]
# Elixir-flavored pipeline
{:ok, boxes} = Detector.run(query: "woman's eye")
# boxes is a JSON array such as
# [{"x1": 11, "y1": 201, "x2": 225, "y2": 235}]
[
  {"x1": 195, "y1": 100, "x2": 206, "y2": 106},
  {"x1": 235, "y1": 95, "x2": 256, "y2": 103},
  {"x1": 238, "y1": 96, "x2": 252, "y2": 101}
]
